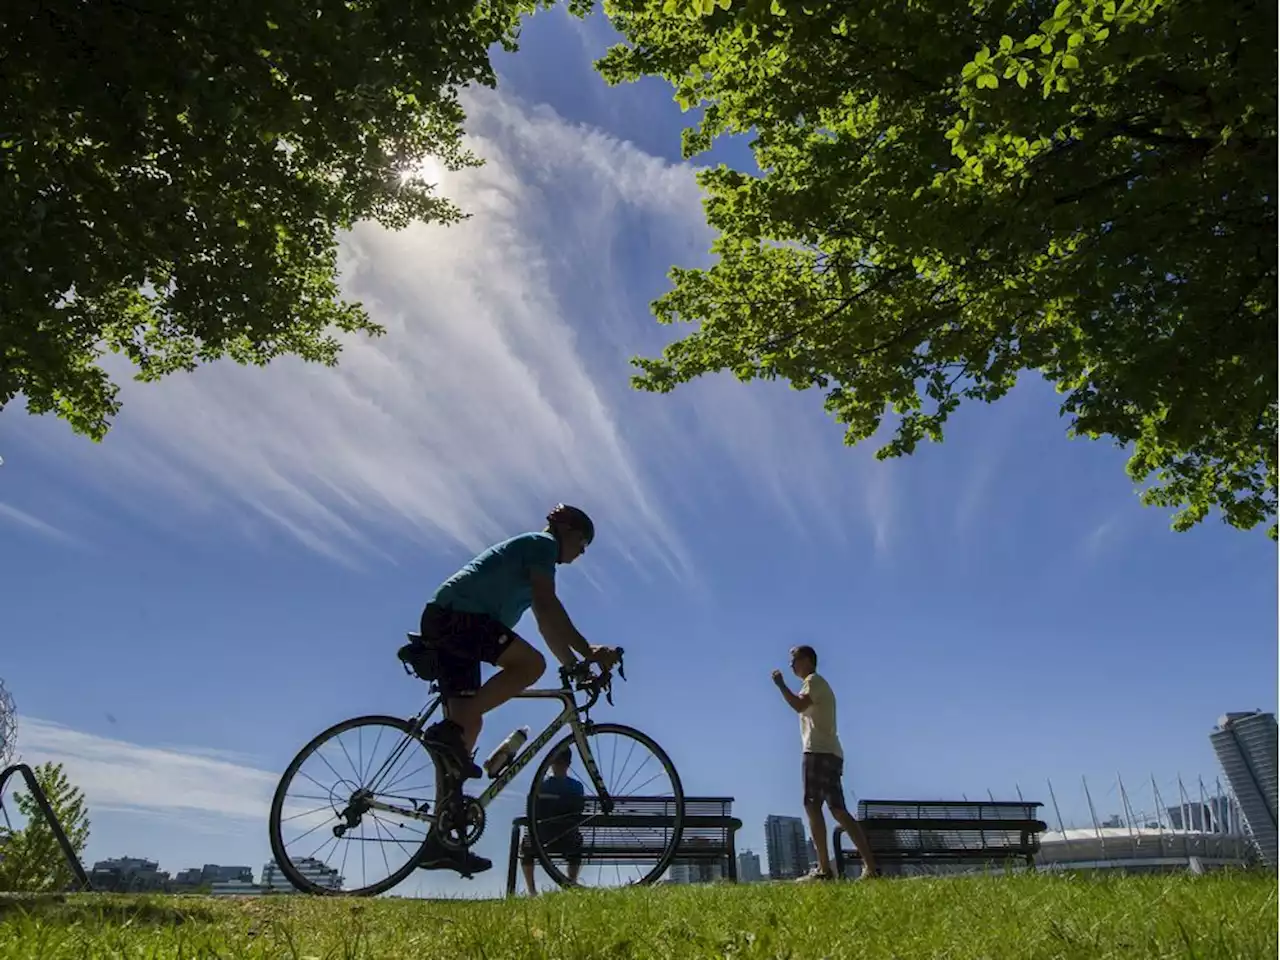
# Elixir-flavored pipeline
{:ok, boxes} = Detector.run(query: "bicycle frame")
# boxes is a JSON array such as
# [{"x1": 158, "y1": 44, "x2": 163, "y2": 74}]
[{"x1": 363, "y1": 682, "x2": 613, "y2": 827}]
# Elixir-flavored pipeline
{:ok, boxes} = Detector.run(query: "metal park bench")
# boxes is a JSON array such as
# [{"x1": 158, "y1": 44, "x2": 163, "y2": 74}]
[
  {"x1": 833, "y1": 799, "x2": 1047, "y2": 877},
  {"x1": 506, "y1": 796, "x2": 742, "y2": 895}
]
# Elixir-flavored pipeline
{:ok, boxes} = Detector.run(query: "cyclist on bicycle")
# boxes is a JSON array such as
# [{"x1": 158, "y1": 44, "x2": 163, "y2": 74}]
[{"x1": 413, "y1": 503, "x2": 619, "y2": 876}]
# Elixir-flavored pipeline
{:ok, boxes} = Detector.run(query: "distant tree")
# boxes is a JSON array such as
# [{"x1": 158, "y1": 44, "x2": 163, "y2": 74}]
[
  {"x1": 595, "y1": 0, "x2": 1277, "y2": 537},
  {"x1": 2, "y1": 0, "x2": 567, "y2": 440},
  {"x1": 0, "y1": 762, "x2": 91, "y2": 892}
]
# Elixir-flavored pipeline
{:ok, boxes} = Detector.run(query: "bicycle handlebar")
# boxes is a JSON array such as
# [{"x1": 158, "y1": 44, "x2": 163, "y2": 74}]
[{"x1": 559, "y1": 647, "x2": 626, "y2": 707}]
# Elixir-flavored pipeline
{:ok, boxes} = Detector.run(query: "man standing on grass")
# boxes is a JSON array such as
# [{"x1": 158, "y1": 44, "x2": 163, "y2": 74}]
[{"x1": 772, "y1": 645, "x2": 880, "y2": 882}]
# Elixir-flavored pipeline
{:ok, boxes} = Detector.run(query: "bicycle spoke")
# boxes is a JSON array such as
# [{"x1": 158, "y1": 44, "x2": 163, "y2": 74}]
[
  {"x1": 526, "y1": 724, "x2": 682, "y2": 892},
  {"x1": 280, "y1": 802, "x2": 336, "y2": 825},
  {"x1": 270, "y1": 716, "x2": 440, "y2": 896}
]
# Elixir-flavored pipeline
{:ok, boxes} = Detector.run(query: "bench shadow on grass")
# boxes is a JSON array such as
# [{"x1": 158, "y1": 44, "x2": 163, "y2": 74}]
[{"x1": 0, "y1": 893, "x2": 225, "y2": 927}]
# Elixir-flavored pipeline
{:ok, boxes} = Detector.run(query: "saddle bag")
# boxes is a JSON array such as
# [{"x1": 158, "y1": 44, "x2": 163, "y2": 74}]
[{"x1": 397, "y1": 635, "x2": 440, "y2": 682}]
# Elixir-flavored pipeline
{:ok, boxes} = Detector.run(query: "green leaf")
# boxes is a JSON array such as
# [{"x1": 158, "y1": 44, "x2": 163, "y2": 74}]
[
  {"x1": 999, "y1": 35, "x2": 1014, "y2": 53},
  {"x1": 0, "y1": 763, "x2": 91, "y2": 893},
  {"x1": 1068, "y1": 31, "x2": 1084, "y2": 48},
  {"x1": 1, "y1": 0, "x2": 521, "y2": 440},
  {"x1": 1062, "y1": 53, "x2": 1080, "y2": 69},
  {"x1": 1016, "y1": 68, "x2": 1029, "y2": 88}
]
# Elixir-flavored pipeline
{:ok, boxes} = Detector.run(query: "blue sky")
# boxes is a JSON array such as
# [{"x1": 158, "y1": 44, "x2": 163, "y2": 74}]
[{"x1": 1, "y1": 8, "x2": 1275, "y2": 898}]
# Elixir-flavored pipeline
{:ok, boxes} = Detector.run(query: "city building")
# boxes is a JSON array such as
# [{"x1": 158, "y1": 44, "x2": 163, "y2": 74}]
[
  {"x1": 736, "y1": 849, "x2": 762, "y2": 883},
  {"x1": 203, "y1": 864, "x2": 253, "y2": 884},
  {"x1": 1166, "y1": 796, "x2": 1239, "y2": 834},
  {"x1": 261, "y1": 857, "x2": 343, "y2": 892},
  {"x1": 1210, "y1": 710, "x2": 1277, "y2": 868},
  {"x1": 665, "y1": 860, "x2": 724, "y2": 885},
  {"x1": 764, "y1": 815, "x2": 809, "y2": 879},
  {"x1": 172, "y1": 868, "x2": 205, "y2": 889},
  {"x1": 88, "y1": 857, "x2": 170, "y2": 892},
  {"x1": 1036, "y1": 824, "x2": 1254, "y2": 875},
  {"x1": 171, "y1": 864, "x2": 255, "y2": 891}
]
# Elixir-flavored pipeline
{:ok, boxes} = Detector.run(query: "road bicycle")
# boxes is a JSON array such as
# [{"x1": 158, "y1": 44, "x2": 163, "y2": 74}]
[{"x1": 267, "y1": 637, "x2": 685, "y2": 896}]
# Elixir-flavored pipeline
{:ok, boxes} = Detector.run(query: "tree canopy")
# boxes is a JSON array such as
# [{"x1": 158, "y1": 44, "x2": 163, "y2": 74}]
[
  {"x1": 0, "y1": 762, "x2": 91, "y2": 893},
  {"x1": 596, "y1": 0, "x2": 1277, "y2": 536},
  {"x1": 2, "y1": 0, "x2": 560, "y2": 439}
]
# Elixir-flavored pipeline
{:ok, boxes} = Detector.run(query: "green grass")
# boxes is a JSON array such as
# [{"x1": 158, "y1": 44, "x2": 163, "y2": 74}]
[{"x1": 0, "y1": 872, "x2": 1274, "y2": 959}]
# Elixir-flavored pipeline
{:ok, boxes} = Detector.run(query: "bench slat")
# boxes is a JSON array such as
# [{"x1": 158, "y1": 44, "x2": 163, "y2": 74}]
[{"x1": 861, "y1": 818, "x2": 1047, "y2": 833}]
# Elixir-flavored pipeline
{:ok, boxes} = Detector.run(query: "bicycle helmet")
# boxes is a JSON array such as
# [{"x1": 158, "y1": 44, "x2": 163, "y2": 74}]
[{"x1": 547, "y1": 503, "x2": 595, "y2": 544}]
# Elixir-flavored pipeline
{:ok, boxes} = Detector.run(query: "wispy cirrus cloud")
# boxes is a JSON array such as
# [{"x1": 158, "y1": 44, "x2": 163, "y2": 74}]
[
  {"x1": 0, "y1": 501, "x2": 77, "y2": 545},
  {"x1": 16, "y1": 718, "x2": 275, "y2": 821},
  {"x1": 5, "y1": 87, "x2": 895, "y2": 570},
  {"x1": 1082, "y1": 515, "x2": 1125, "y2": 558}
]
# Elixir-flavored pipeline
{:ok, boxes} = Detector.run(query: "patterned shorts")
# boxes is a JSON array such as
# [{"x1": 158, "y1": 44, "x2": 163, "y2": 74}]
[
  {"x1": 802, "y1": 752, "x2": 847, "y2": 811},
  {"x1": 419, "y1": 603, "x2": 520, "y2": 698},
  {"x1": 520, "y1": 829, "x2": 584, "y2": 864}
]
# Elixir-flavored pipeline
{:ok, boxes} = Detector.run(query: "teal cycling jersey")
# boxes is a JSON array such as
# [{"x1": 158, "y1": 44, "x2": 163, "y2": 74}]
[{"x1": 429, "y1": 532, "x2": 558, "y2": 629}]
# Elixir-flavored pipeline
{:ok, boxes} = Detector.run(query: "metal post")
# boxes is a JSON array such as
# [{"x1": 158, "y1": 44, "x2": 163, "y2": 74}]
[
  {"x1": 1047, "y1": 778, "x2": 1068, "y2": 840},
  {"x1": 1118, "y1": 773, "x2": 1137, "y2": 839},
  {"x1": 1082, "y1": 775, "x2": 1106, "y2": 861}
]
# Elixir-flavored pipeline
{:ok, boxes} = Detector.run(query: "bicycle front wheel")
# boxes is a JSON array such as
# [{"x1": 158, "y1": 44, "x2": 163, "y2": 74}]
[
  {"x1": 268, "y1": 714, "x2": 443, "y2": 897},
  {"x1": 525, "y1": 723, "x2": 684, "y2": 890}
]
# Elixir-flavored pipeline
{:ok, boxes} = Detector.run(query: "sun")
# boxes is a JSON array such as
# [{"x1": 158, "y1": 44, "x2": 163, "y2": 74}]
[{"x1": 398, "y1": 155, "x2": 446, "y2": 190}]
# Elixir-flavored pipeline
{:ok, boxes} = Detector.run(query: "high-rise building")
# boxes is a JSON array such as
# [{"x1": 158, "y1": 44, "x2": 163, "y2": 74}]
[
  {"x1": 1210, "y1": 711, "x2": 1278, "y2": 868},
  {"x1": 736, "y1": 849, "x2": 763, "y2": 883},
  {"x1": 764, "y1": 815, "x2": 808, "y2": 879}
]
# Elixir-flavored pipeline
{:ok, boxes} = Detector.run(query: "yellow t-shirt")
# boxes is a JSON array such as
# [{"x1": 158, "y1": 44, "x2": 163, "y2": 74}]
[{"x1": 799, "y1": 672, "x2": 842, "y2": 759}]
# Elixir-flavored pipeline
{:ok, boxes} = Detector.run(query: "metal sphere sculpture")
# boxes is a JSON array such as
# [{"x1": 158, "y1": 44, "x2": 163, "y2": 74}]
[{"x1": 0, "y1": 678, "x2": 16, "y2": 769}]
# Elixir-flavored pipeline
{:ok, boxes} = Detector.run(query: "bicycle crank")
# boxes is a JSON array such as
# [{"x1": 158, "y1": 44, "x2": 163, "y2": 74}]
[{"x1": 437, "y1": 794, "x2": 486, "y2": 851}]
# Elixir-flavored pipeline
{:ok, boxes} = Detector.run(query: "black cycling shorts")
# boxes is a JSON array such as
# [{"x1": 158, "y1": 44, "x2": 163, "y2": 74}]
[{"x1": 419, "y1": 603, "x2": 519, "y2": 698}]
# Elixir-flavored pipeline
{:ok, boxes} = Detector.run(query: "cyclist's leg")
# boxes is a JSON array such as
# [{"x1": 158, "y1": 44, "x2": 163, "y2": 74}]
[
  {"x1": 449, "y1": 637, "x2": 546, "y2": 754},
  {"x1": 423, "y1": 651, "x2": 484, "y2": 778},
  {"x1": 419, "y1": 605, "x2": 487, "y2": 776},
  {"x1": 419, "y1": 605, "x2": 545, "y2": 768}
]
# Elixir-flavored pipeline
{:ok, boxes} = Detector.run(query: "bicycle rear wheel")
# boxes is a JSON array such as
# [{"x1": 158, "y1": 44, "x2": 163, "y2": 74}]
[
  {"x1": 525, "y1": 723, "x2": 684, "y2": 890},
  {"x1": 268, "y1": 714, "x2": 443, "y2": 896}
]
